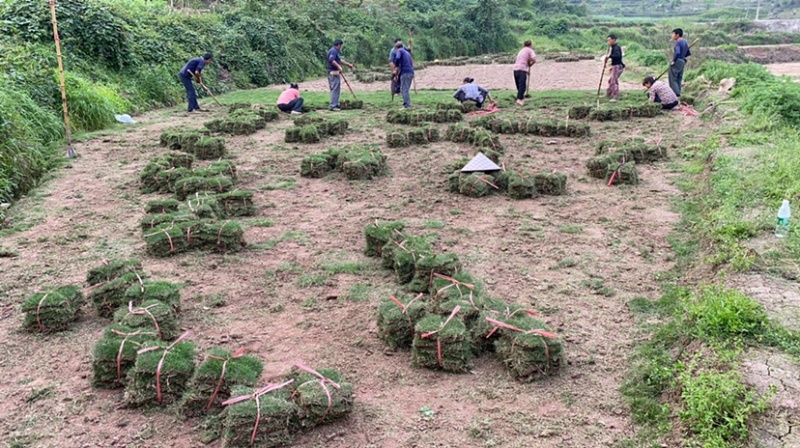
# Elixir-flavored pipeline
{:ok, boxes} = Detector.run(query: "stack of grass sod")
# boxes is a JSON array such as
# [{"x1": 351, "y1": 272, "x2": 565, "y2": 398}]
[
  {"x1": 450, "y1": 172, "x2": 499, "y2": 198},
  {"x1": 445, "y1": 124, "x2": 503, "y2": 154},
  {"x1": 86, "y1": 259, "x2": 147, "y2": 318},
  {"x1": 91, "y1": 323, "x2": 159, "y2": 389},
  {"x1": 470, "y1": 116, "x2": 591, "y2": 138},
  {"x1": 389, "y1": 235, "x2": 432, "y2": 285},
  {"x1": 436, "y1": 102, "x2": 478, "y2": 113},
  {"x1": 214, "y1": 191, "x2": 256, "y2": 217},
  {"x1": 299, "y1": 148, "x2": 340, "y2": 178},
  {"x1": 385, "y1": 125, "x2": 440, "y2": 148},
  {"x1": 363, "y1": 220, "x2": 405, "y2": 257},
  {"x1": 140, "y1": 153, "x2": 196, "y2": 194},
  {"x1": 376, "y1": 293, "x2": 428, "y2": 350},
  {"x1": 286, "y1": 365, "x2": 354, "y2": 429},
  {"x1": 596, "y1": 137, "x2": 668, "y2": 163},
  {"x1": 113, "y1": 299, "x2": 181, "y2": 341},
  {"x1": 588, "y1": 103, "x2": 662, "y2": 121},
  {"x1": 567, "y1": 105, "x2": 592, "y2": 120},
  {"x1": 144, "y1": 219, "x2": 245, "y2": 257},
  {"x1": 339, "y1": 100, "x2": 364, "y2": 110},
  {"x1": 180, "y1": 347, "x2": 263, "y2": 417},
  {"x1": 124, "y1": 334, "x2": 195, "y2": 407},
  {"x1": 174, "y1": 175, "x2": 235, "y2": 201},
  {"x1": 407, "y1": 252, "x2": 461, "y2": 293},
  {"x1": 220, "y1": 382, "x2": 299, "y2": 448},
  {"x1": 586, "y1": 138, "x2": 668, "y2": 185},
  {"x1": 205, "y1": 108, "x2": 279, "y2": 135},
  {"x1": 160, "y1": 129, "x2": 226, "y2": 160},
  {"x1": 337, "y1": 145, "x2": 388, "y2": 180},
  {"x1": 386, "y1": 109, "x2": 463, "y2": 126},
  {"x1": 285, "y1": 118, "x2": 349, "y2": 144},
  {"x1": 145, "y1": 198, "x2": 181, "y2": 214},
  {"x1": 411, "y1": 310, "x2": 472, "y2": 373},
  {"x1": 21, "y1": 285, "x2": 83, "y2": 333},
  {"x1": 488, "y1": 311, "x2": 564, "y2": 382},
  {"x1": 123, "y1": 279, "x2": 182, "y2": 312},
  {"x1": 428, "y1": 272, "x2": 485, "y2": 325}
]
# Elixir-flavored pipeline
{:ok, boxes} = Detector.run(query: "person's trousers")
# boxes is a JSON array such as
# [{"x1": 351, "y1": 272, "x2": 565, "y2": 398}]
[
  {"x1": 328, "y1": 74, "x2": 341, "y2": 109},
  {"x1": 653, "y1": 93, "x2": 678, "y2": 110},
  {"x1": 278, "y1": 98, "x2": 304, "y2": 113},
  {"x1": 513, "y1": 70, "x2": 527, "y2": 100},
  {"x1": 606, "y1": 65, "x2": 623, "y2": 100},
  {"x1": 400, "y1": 73, "x2": 414, "y2": 108},
  {"x1": 669, "y1": 59, "x2": 686, "y2": 97},
  {"x1": 179, "y1": 74, "x2": 199, "y2": 112},
  {"x1": 391, "y1": 75, "x2": 400, "y2": 95}
]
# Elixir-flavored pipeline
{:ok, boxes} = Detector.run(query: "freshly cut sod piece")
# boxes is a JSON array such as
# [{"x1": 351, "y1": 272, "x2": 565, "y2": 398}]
[
  {"x1": 21, "y1": 285, "x2": 83, "y2": 333},
  {"x1": 364, "y1": 220, "x2": 405, "y2": 257},
  {"x1": 221, "y1": 382, "x2": 299, "y2": 448},
  {"x1": 113, "y1": 299, "x2": 181, "y2": 341},
  {"x1": 533, "y1": 172, "x2": 568, "y2": 195},
  {"x1": 490, "y1": 313, "x2": 564, "y2": 382},
  {"x1": 411, "y1": 310, "x2": 472, "y2": 373},
  {"x1": 377, "y1": 293, "x2": 428, "y2": 350},
  {"x1": 337, "y1": 145, "x2": 387, "y2": 180},
  {"x1": 180, "y1": 347, "x2": 263, "y2": 417},
  {"x1": 124, "y1": 334, "x2": 195, "y2": 407},
  {"x1": 91, "y1": 324, "x2": 158, "y2": 389},
  {"x1": 286, "y1": 364, "x2": 354, "y2": 428},
  {"x1": 123, "y1": 280, "x2": 182, "y2": 312},
  {"x1": 145, "y1": 198, "x2": 181, "y2": 214},
  {"x1": 408, "y1": 252, "x2": 462, "y2": 293}
]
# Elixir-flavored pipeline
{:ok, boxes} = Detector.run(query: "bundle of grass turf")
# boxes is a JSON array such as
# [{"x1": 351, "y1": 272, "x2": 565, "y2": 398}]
[
  {"x1": 338, "y1": 145, "x2": 387, "y2": 180},
  {"x1": 114, "y1": 299, "x2": 181, "y2": 341},
  {"x1": 377, "y1": 293, "x2": 428, "y2": 350},
  {"x1": 91, "y1": 324, "x2": 158, "y2": 389},
  {"x1": 390, "y1": 235, "x2": 432, "y2": 284},
  {"x1": 386, "y1": 109, "x2": 410, "y2": 125},
  {"x1": 586, "y1": 152, "x2": 632, "y2": 179},
  {"x1": 286, "y1": 125, "x2": 321, "y2": 144},
  {"x1": 124, "y1": 335, "x2": 195, "y2": 407},
  {"x1": 445, "y1": 124, "x2": 475, "y2": 143},
  {"x1": 152, "y1": 167, "x2": 193, "y2": 193},
  {"x1": 159, "y1": 130, "x2": 204, "y2": 150},
  {"x1": 287, "y1": 365, "x2": 354, "y2": 428},
  {"x1": 588, "y1": 103, "x2": 662, "y2": 121},
  {"x1": 293, "y1": 115, "x2": 324, "y2": 127},
  {"x1": 406, "y1": 128, "x2": 428, "y2": 145},
  {"x1": 180, "y1": 348, "x2": 263, "y2": 417},
  {"x1": 386, "y1": 131, "x2": 408, "y2": 148},
  {"x1": 140, "y1": 212, "x2": 194, "y2": 232},
  {"x1": 145, "y1": 198, "x2": 181, "y2": 215},
  {"x1": 144, "y1": 221, "x2": 198, "y2": 257},
  {"x1": 379, "y1": 230, "x2": 412, "y2": 269},
  {"x1": 504, "y1": 170, "x2": 536, "y2": 199},
  {"x1": 411, "y1": 310, "x2": 472, "y2": 373},
  {"x1": 284, "y1": 127, "x2": 302, "y2": 143},
  {"x1": 300, "y1": 153, "x2": 335, "y2": 178},
  {"x1": 461, "y1": 101, "x2": 478, "y2": 113},
  {"x1": 339, "y1": 100, "x2": 363, "y2": 110},
  {"x1": 207, "y1": 160, "x2": 238, "y2": 182},
  {"x1": 197, "y1": 220, "x2": 246, "y2": 252},
  {"x1": 606, "y1": 161, "x2": 639, "y2": 185},
  {"x1": 409, "y1": 253, "x2": 461, "y2": 293},
  {"x1": 186, "y1": 137, "x2": 226, "y2": 160},
  {"x1": 206, "y1": 109, "x2": 267, "y2": 135},
  {"x1": 429, "y1": 272, "x2": 483, "y2": 313},
  {"x1": 471, "y1": 128, "x2": 503, "y2": 152},
  {"x1": 422, "y1": 126, "x2": 440, "y2": 142},
  {"x1": 228, "y1": 103, "x2": 254, "y2": 113},
  {"x1": 624, "y1": 142, "x2": 668, "y2": 163},
  {"x1": 433, "y1": 109, "x2": 463, "y2": 123},
  {"x1": 364, "y1": 220, "x2": 405, "y2": 257},
  {"x1": 323, "y1": 119, "x2": 349, "y2": 136},
  {"x1": 458, "y1": 173, "x2": 496, "y2": 198},
  {"x1": 436, "y1": 103, "x2": 462, "y2": 111},
  {"x1": 87, "y1": 260, "x2": 147, "y2": 319},
  {"x1": 216, "y1": 191, "x2": 255, "y2": 217},
  {"x1": 525, "y1": 120, "x2": 591, "y2": 138},
  {"x1": 534, "y1": 172, "x2": 568, "y2": 195},
  {"x1": 140, "y1": 153, "x2": 196, "y2": 193},
  {"x1": 221, "y1": 382, "x2": 299, "y2": 448},
  {"x1": 567, "y1": 106, "x2": 592, "y2": 120},
  {"x1": 253, "y1": 109, "x2": 280, "y2": 123},
  {"x1": 174, "y1": 175, "x2": 234, "y2": 200},
  {"x1": 124, "y1": 280, "x2": 182, "y2": 312},
  {"x1": 490, "y1": 314, "x2": 564, "y2": 382},
  {"x1": 21, "y1": 285, "x2": 83, "y2": 333}
]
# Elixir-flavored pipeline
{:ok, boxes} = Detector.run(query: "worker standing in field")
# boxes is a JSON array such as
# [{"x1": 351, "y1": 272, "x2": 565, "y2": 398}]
[
  {"x1": 669, "y1": 28, "x2": 691, "y2": 98},
  {"x1": 276, "y1": 83, "x2": 304, "y2": 115},
  {"x1": 605, "y1": 35, "x2": 624, "y2": 102},
  {"x1": 178, "y1": 53, "x2": 212, "y2": 113},
  {"x1": 392, "y1": 42, "x2": 415, "y2": 109},
  {"x1": 513, "y1": 40, "x2": 536, "y2": 106},
  {"x1": 642, "y1": 76, "x2": 679, "y2": 110},
  {"x1": 327, "y1": 39, "x2": 355, "y2": 112},
  {"x1": 389, "y1": 38, "x2": 410, "y2": 99}
]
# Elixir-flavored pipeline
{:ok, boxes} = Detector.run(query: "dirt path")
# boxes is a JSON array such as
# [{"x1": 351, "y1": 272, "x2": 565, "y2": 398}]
[
  {"x1": 288, "y1": 60, "x2": 641, "y2": 93},
  {"x1": 0, "y1": 91, "x2": 688, "y2": 447},
  {"x1": 766, "y1": 62, "x2": 800, "y2": 77}
]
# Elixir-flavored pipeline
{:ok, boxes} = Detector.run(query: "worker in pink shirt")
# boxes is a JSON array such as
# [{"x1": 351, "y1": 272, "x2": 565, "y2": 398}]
[
  {"x1": 513, "y1": 40, "x2": 537, "y2": 106},
  {"x1": 276, "y1": 83, "x2": 304, "y2": 115}
]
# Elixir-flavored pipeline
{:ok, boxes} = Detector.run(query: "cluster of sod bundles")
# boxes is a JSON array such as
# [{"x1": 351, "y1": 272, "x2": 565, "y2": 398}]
[
  {"x1": 339, "y1": 100, "x2": 363, "y2": 110},
  {"x1": 488, "y1": 312, "x2": 564, "y2": 382},
  {"x1": 160, "y1": 129, "x2": 226, "y2": 160},
  {"x1": 92, "y1": 324, "x2": 159, "y2": 388},
  {"x1": 363, "y1": 220, "x2": 405, "y2": 257},
  {"x1": 300, "y1": 146, "x2": 387, "y2": 180},
  {"x1": 206, "y1": 108, "x2": 277, "y2": 135},
  {"x1": 354, "y1": 71, "x2": 391, "y2": 83},
  {"x1": 386, "y1": 109, "x2": 463, "y2": 125},
  {"x1": 21, "y1": 285, "x2": 83, "y2": 333},
  {"x1": 436, "y1": 102, "x2": 478, "y2": 113},
  {"x1": 114, "y1": 300, "x2": 181, "y2": 341},
  {"x1": 221, "y1": 382, "x2": 298, "y2": 448},
  {"x1": 586, "y1": 138, "x2": 667, "y2": 185},
  {"x1": 568, "y1": 103, "x2": 662, "y2": 121},
  {"x1": 87, "y1": 259, "x2": 147, "y2": 318},
  {"x1": 377, "y1": 293, "x2": 427, "y2": 349},
  {"x1": 123, "y1": 280, "x2": 182, "y2": 312},
  {"x1": 140, "y1": 152, "x2": 196, "y2": 194},
  {"x1": 124, "y1": 334, "x2": 195, "y2": 407},
  {"x1": 174, "y1": 175, "x2": 234, "y2": 201},
  {"x1": 141, "y1": 157, "x2": 235, "y2": 197},
  {"x1": 445, "y1": 124, "x2": 504, "y2": 155},
  {"x1": 180, "y1": 348, "x2": 263, "y2": 417},
  {"x1": 386, "y1": 126, "x2": 440, "y2": 148},
  {"x1": 285, "y1": 118, "x2": 349, "y2": 144},
  {"x1": 470, "y1": 116, "x2": 591, "y2": 138},
  {"x1": 145, "y1": 219, "x2": 245, "y2": 256},
  {"x1": 412, "y1": 309, "x2": 472, "y2": 372},
  {"x1": 185, "y1": 190, "x2": 255, "y2": 218},
  {"x1": 447, "y1": 168, "x2": 567, "y2": 199},
  {"x1": 286, "y1": 365, "x2": 354, "y2": 429}
]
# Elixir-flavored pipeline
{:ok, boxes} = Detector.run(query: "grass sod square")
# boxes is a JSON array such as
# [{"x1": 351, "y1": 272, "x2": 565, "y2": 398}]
[
  {"x1": 300, "y1": 153, "x2": 334, "y2": 178},
  {"x1": 378, "y1": 230, "x2": 412, "y2": 270},
  {"x1": 174, "y1": 175, "x2": 235, "y2": 201},
  {"x1": 206, "y1": 160, "x2": 238, "y2": 182},
  {"x1": 376, "y1": 293, "x2": 428, "y2": 350},
  {"x1": 114, "y1": 299, "x2": 181, "y2": 341},
  {"x1": 144, "y1": 221, "x2": 199, "y2": 257},
  {"x1": 86, "y1": 258, "x2": 144, "y2": 286},
  {"x1": 391, "y1": 235, "x2": 433, "y2": 284},
  {"x1": 286, "y1": 366, "x2": 354, "y2": 429},
  {"x1": 411, "y1": 313, "x2": 472, "y2": 373},
  {"x1": 123, "y1": 280, "x2": 182, "y2": 313},
  {"x1": 89, "y1": 272, "x2": 148, "y2": 319},
  {"x1": 606, "y1": 161, "x2": 640, "y2": 185},
  {"x1": 339, "y1": 99, "x2": 363, "y2": 110},
  {"x1": 216, "y1": 190, "x2": 256, "y2": 217},
  {"x1": 221, "y1": 384, "x2": 299, "y2": 448},
  {"x1": 458, "y1": 173, "x2": 496, "y2": 198},
  {"x1": 386, "y1": 131, "x2": 409, "y2": 148},
  {"x1": 337, "y1": 145, "x2": 388, "y2": 180},
  {"x1": 491, "y1": 313, "x2": 564, "y2": 382},
  {"x1": 159, "y1": 130, "x2": 204, "y2": 150},
  {"x1": 533, "y1": 172, "x2": 568, "y2": 195},
  {"x1": 471, "y1": 298, "x2": 534, "y2": 355},
  {"x1": 197, "y1": 220, "x2": 246, "y2": 253},
  {"x1": 408, "y1": 252, "x2": 462, "y2": 293},
  {"x1": 124, "y1": 337, "x2": 195, "y2": 407},
  {"x1": 293, "y1": 115, "x2": 325, "y2": 127},
  {"x1": 152, "y1": 166, "x2": 193, "y2": 193},
  {"x1": 190, "y1": 137, "x2": 226, "y2": 160},
  {"x1": 586, "y1": 152, "x2": 633, "y2": 179},
  {"x1": 407, "y1": 128, "x2": 428, "y2": 145},
  {"x1": 145, "y1": 198, "x2": 181, "y2": 214},
  {"x1": 91, "y1": 324, "x2": 159, "y2": 389},
  {"x1": 180, "y1": 348, "x2": 264, "y2": 417},
  {"x1": 21, "y1": 285, "x2": 83, "y2": 333},
  {"x1": 205, "y1": 109, "x2": 267, "y2": 135},
  {"x1": 140, "y1": 213, "x2": 195, "y2": 232},
  {"x1": 324, "y1": 119, "x2": 349, "y2": 136},
  {"x1": 363, "y1": 220, "x2": 406, "y2": 258}
]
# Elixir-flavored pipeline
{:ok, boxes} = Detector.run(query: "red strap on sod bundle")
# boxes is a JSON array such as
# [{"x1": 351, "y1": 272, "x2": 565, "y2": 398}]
[
  {"x1": 421, "y1": 306, "x2": 461, "y2": 367},
  {"x1": 137, "y1": 331, "x2": 191, "y2": 404},
  {"x1": 205, "y1": 347, "x2": 247, "y2": 411},
  {"x1": 222, "y1": 379, "x2": 294, "y2": 446},
  {"x1": 291, "y1": 363, "x2": 342, "y2": 421}
]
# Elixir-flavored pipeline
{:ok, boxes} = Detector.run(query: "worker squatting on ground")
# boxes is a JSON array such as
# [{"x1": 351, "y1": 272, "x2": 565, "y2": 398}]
[
  {"x1": 513, "y1": 40, "x2": 536, "y2": 106},
  {"x1": 178, "y1": 53, "x2": 212, "y2": 113},
  {"x1": 327, "y1": 39, "x2": 355, "y2": 112},
  {"x1": 389, "y1": 38, "x2": 411, "y2": 98},
  {"x1": 670, "y1": 28, "x2": 691, "y2": 98},
  {"x1": 391, "y1": 42, "x2": 415, "y2": 109},
  {"x1": 276, "y1": 83, "x2": 304, "y2": 115},
  {"x1": 454, "y1": 78, "x2": 493, "y2": 109},
  {"x1": 604, "y1": 35, "x2": 624, "y2": 102},
  {"x1": 643, "y1": 76, "x2": 679, "y2": 110}
]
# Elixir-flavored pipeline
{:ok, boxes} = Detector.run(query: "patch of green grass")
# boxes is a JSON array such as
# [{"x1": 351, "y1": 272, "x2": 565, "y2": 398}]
[
  {"x1": 553, "y1": 257, "x2": 578, "y2": 269},
  {"x1": 260, "y1": 177, "x2": 297, "y2": 191},
  {"x1": 249, "y1": 231, "x2": 309, "y2": 251},
  {"x1": 247, "y1": 218, "x2": 275, "y2": 228},
  {"x1": 296, "y1": 273, "x2": 328, "y2": 288},
  {"x1": 202, "y1": 293, "x2": 226, "y2": 308},
  {"x1": 343, "y1": 283, "x2": 371, "y2": 302},
  {"x1": 422, "y1": 219, "x2": 445, "y2": 229},
  {"x1": 449, "y1": 209, "x2": 463, "y2": 215},
  {"x1": 25, "y1": 386, "x2": 54, "y2": 403},
  {"x1": 559, "y1": 224, "x2": 583, "y2": 234},
  {"x1": 582, "y1": 278, "x2": 615, "y2": 297}
]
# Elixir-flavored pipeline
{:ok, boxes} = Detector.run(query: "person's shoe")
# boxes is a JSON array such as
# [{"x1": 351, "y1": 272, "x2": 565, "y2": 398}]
[
  {"x1": 516, "y1": 100, "x2": 525, "y2": 106},
  {"x1": 330, "y1": 107, "x2": 341, "y2": 112},
  {"x1": 291, "y1": 110, "x2": 302, "y2": 115},
  {"x1": 196, "y1": 108, "x2": 210, "y2": 112},
  {"x1": 609, "y1": 99, "x2": 618, "y2": 103}
]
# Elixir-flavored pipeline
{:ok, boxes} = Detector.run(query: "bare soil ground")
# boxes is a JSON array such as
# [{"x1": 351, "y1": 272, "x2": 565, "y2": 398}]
[
  {"x1": 743, "y1": 44, "x2": 800, "y2": 64},
  {"x1": 1, "y1": 64, "x2": 694, "y2": 448},
  {"x1": 766, "y1": 62, "x2": 800, "y2": 77},
  {"x1": 289, "y1": 60, "x2": 642, "y2": 93}
]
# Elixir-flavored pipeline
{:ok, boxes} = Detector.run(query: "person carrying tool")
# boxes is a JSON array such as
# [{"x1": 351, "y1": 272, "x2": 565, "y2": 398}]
[
  {"x1": 454, "y1": 77, "x2": 493, "y2": 109},
  {"x1": 669, "y1": 28, "x2": 691, "y2": 98},
  {"x1": 391, "y1": 42, "x2": 414, "y2": 109},
  {"x1": 513, "y1": 40, "x2": 536, "y2": 106},
  {"x1": 389, "y1": 38, "x2": 410, "y2": 99},
  {"x1": 642, "y1": 76, "x2": 679, "y2": 110},
  {"x1": 604, "y1": 35, "x2": 625, "y2": 102},
  {"x1": 276, "y1": 83, "x2": 304, "y2": 115},
  {"x1": 327, "y1": 39, "x2": 355, "y2": 112},
  {"x1": 178, "y1": 53, "x2": 212, "y2": 113}
]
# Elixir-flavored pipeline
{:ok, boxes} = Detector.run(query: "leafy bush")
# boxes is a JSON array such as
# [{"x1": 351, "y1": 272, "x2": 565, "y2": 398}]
[{"x1": 740, "y1": 79, "x2": 800, "y2": 128}]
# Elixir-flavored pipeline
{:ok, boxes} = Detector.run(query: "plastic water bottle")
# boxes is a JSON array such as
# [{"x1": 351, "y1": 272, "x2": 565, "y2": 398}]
[{"x1": 776, "y1": 199, "x2": 791, "y2": 238}]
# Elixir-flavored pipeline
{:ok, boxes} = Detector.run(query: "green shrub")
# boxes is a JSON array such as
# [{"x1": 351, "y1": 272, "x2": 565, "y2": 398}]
[
  {"x1": 681, "y1": 286, "x2": 769, "y2": 341},
  {"x1": 61, "y1": 71, "x2": 131, "y2": 131}
]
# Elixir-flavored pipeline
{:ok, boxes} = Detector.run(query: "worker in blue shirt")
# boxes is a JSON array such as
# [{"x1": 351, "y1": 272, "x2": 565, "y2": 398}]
[
  {"x1": 327, "y1": 39, "x2": 355, "y2": 112},
  {"x1": 389, "y1": 38, "x2": 410, "y2": 98},
  {"x1": 391, "y1": 42, "x2": 414, "y2": 109},
  {"x1": 178, "y1": 53, "x2": 212, "y2": 113},
  {"x1": 669, "y1": 28, "x2": 691, "y2": 97}
]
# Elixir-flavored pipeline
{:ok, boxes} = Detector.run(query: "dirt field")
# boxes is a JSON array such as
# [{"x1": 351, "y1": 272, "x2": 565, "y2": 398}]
[
  {"x1": 0, "y1": 63, "x2": 697, "y2": 448},
  {"x1": 766, "y1": 62, "x2": 800, "y2": 77}
]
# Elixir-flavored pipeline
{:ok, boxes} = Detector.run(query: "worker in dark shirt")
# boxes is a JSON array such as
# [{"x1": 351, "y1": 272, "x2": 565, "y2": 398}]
[
  {"x1": 604, "y1": 35, "x2": 624, "y2": 102},
  {"x1": 327, "y1": 39, "x2": 355, "y2": 112},
  {"x1": 391, "y1": 42, "x2": 414, "y2": 109},
  {"x1": 178, "y1": 53, "x2": 212, "y2": 113},
  {"x1": 669, "y1": 28, "x2": 691, "y2": 98},
  {"x1": 389, "y1": 38, "x2": 410, "y2": 98}
]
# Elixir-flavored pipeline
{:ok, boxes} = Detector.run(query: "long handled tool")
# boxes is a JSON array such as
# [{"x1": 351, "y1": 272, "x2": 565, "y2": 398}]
[
  {"x1": 199, "y1": 80, "x2": 223, "y2": 107},
  {"x1": 596, "y1": 47, "x2": 611, "y2": 98},
  {"x1": 50, "y1": 0, "x2": 76, "y2": 159},
  {"x1": 525, "y1": 65, "x2": 532, "y2": 98},
  {"x1": 408, "y1": 29, "x2": 417, "y2": 94},
  {"x1": 656, "y1": 38, "x2": 700, "y2": 81},
  {"x1": 340, "y1": 71, "x2": 357, "y2": 100}
]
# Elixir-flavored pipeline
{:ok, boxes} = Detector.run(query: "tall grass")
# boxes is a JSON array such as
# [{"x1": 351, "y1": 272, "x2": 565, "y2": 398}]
[{"x1": 61, "y1": 71, "x2": 131, "y2": 132}]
